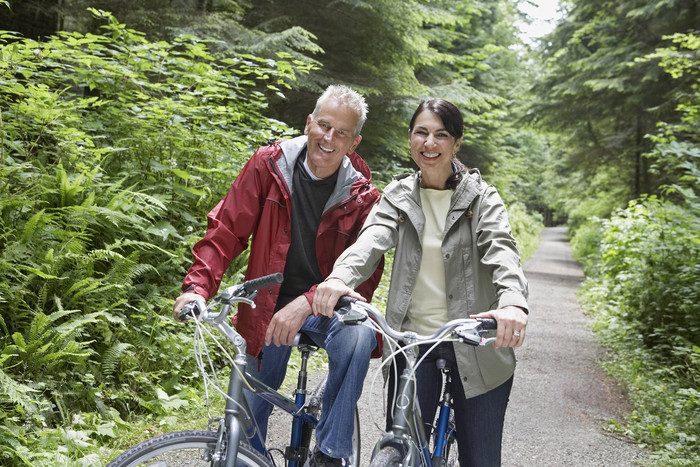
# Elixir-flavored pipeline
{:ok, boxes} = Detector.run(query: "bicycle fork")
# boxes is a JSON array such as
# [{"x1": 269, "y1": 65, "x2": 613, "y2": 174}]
[
  {"x1": 221, "y1": 352, "x2": 254, "y2": 467},
  {"x1": 373, "y1": 367, "x2": 432, "y2": 467},
  {"x1": 431, "y1": 359, "x2": 454, "y2": 467}
]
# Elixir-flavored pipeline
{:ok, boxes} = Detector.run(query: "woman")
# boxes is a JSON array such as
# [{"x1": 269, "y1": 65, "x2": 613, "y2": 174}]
[{"x1": 313, "y1": 98, "x2": 529, "y2": 466}]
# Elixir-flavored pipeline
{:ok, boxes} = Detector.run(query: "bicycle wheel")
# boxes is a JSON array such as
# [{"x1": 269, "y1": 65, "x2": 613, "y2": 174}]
[
  {"x1": 368, "y1": 446, "x2": 403, "y2": 467},
  {"x1": 107, "y1": 430, "x2": 271, "y2": 467}
]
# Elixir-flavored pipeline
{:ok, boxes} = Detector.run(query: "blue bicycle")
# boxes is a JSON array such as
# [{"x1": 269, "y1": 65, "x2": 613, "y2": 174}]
[{"x1": 107, "y1": 274, "x2": 360, "y2": 467}]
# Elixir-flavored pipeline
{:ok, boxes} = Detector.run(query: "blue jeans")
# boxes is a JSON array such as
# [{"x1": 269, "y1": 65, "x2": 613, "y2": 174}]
[
  {"x1": 245, "y1": 314, "x2": 376, "y2": 459},
  {"x1": 387, "y1": 343, "x2": 513, "y2": 467}
]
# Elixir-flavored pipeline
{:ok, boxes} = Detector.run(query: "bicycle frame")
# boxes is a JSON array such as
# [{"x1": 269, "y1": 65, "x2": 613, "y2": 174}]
[
  {"x1": 372, "y1": 340, "x2": 444, "y2": 467},
  {"x1": 379, "y1": 348, "x2": 431, "y2": 466},
  {"x1": 187, "y1": 276, "x2": 325, "y2": 467},
  {"x1": 336, "y1": 298, "x2": 495, "y2": 467}
]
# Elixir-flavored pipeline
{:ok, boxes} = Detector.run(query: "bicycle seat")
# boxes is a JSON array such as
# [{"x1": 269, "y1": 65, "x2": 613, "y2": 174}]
[{"x1": 293, "y1": 332, "x2": 320, "y2": 349}]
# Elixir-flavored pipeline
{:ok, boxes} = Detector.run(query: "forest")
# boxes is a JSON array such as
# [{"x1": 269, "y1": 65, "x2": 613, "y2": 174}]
[{"x1": 0, "y1": 0, "x2": 698, "y2": 465}]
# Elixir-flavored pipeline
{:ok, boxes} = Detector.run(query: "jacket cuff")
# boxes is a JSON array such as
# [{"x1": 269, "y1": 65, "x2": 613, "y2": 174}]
[
  {"x1": 304, "y1": 286, "x2": 317, "y2": 316},
  {"x1": 183, "y1": 284, "x2": 208, "y2": 300},
  {"x1": 497, "y1": 292, "x2": 529, "y2": 314}
]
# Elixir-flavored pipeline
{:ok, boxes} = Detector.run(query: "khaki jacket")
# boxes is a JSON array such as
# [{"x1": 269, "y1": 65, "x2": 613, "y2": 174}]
[{"x1": 330, "y1": 169, "x2": 529, "y2": 397}]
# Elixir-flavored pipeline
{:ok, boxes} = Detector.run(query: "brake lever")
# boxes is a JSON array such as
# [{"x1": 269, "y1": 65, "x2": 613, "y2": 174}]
[
  {"x1": 335, "y1": 300, "x2": 367, "y2": 325},
  {"x1": 453, "y1": 324, "x2": 493, "y2": 346}
]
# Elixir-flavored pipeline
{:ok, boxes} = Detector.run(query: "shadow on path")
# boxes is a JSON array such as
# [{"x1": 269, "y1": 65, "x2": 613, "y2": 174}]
[{"x1": 502, "y1": 227, "x2": 647, "y2": 466}]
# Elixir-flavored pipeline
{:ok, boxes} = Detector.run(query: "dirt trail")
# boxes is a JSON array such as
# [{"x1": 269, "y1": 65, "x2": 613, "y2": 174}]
[{"x1": 500, "y1": 226, "x2": 647, "y2": 466}]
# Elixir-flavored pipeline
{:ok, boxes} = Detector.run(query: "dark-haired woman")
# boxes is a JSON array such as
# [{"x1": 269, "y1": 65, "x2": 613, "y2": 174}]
[{"x1": 313, "y1": 98, "x2": 529, "y2": 466}]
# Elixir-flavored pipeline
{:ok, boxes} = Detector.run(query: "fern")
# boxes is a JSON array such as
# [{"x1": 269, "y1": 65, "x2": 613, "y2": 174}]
[
  {"x1": 0, "y1": 366, "x2": 45, "y2": 413},
  {"x1": 101, "y1": 343, "x2": 134, "y2": 379}
]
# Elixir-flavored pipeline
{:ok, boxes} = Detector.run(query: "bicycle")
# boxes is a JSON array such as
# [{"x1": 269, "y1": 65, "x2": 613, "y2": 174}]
[
  {"x1": 107, "y1": 273, "x2": 361, "y2": 467},
  {"x1": 334, "y1": 297, "x2": 497, "y2": 467}
]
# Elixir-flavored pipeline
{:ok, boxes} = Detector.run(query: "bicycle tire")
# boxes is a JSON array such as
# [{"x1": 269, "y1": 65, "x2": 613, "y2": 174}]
[
  {"x1": 368, "y1": 446, "x2": 404, "y2": 467},
  {"x1": 107, "y1": 430, "x2": 271, "y2": 467}
]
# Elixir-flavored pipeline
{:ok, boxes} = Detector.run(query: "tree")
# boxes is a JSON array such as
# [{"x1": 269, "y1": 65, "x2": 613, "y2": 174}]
[{"x1": 531, "y1": 0, "x2": 699, "y2": 226}]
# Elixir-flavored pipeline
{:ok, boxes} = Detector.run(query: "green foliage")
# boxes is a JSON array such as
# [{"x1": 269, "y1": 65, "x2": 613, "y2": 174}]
[
  {"x1": 532, "y1": 0, "x2": 698, "y2": 226},
  {"x1": 506, "y1": 202, "x2": 543, "y2": 260},
  {"x1": 573, "y1": 25, "x2": 700, "y2": 464},
  {"x1": 0, "y1": 9, "x2": 303, "y2": 464},
  {"x1": 569, "y1": 217, "x2": 604, "y2": 274},
  {"x1": 643, "y1": 31, "x2": 700, "y2": 208},
  {"x1": 580, "y1": 197, "x2": 700, "y2": 463}
]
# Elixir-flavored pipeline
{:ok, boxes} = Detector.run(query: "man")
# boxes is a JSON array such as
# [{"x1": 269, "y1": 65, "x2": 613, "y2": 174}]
[{"x1": 173, "y1": 85, "x2": 383, "y2": 466}]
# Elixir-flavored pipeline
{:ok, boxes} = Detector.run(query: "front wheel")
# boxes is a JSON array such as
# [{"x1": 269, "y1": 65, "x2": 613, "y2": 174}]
[
  {"x1": 369, "y1": 446, "x2": 404, "y2": 467},
  {"x1": 107, "y1": 430, "x2": 271, "y2": 467}
]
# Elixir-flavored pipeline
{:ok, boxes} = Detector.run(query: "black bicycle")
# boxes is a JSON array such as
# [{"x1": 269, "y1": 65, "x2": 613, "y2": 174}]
[{"x1": 107, "y1": 273, "x2": 360, "y2": 467}]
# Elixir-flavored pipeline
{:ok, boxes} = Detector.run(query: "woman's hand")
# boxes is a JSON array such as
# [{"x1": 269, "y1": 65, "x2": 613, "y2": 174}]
[
  {"x1": 312, "y1": 278, "x2": 365, "y2": 317},
  {"x1": 471, "y1": 306, "x2": 528, "y2": 348}
]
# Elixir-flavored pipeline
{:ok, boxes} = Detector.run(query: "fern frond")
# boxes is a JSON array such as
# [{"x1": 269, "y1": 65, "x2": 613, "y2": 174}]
[
  {"x1": 64, "y1": 277, "x2": 102, "y2": 301},
  {"x1": 0, "y1": 368, "x2": 44, "y2": 412},
  {"x1": 101, "y1": 342, "x2": 133, "y2": 378},
  {"x1": 21, "y1": 209, "x2": 56, "y2": 243},
  {"x1": 88, "y1": 249, "x2": 126, "y2": 262}
]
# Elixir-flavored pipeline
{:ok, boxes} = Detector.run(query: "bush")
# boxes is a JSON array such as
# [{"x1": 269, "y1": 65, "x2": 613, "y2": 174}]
[
  {"x1": 507, "y1": 202, "x2": 544, "y2": 261},
  {"x1": 580, "y1": 197, "x2": 699, "y2": 464},
  {"x1": 0, "y1": 10, "x2": 306, "y2": 465},
  {"x1": 569, "y1": 217, "x2": 604, "y2": 275}
]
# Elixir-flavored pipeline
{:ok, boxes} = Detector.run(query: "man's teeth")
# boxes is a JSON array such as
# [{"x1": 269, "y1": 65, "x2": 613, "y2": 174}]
[
  {"x1": 423, "y1": 152, "x2": 440, "y2": 159},
  {"x1": 320, "y1": 145, "x2": 333, "y2": 153}
]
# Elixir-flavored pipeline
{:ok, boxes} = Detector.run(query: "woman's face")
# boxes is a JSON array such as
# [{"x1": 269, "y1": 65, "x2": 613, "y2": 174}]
[{"x1": 409, "y1": 110, "x2": 463, "y2": 188}]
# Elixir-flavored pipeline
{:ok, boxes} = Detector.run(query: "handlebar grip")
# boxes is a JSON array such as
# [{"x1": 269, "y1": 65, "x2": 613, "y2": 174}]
[
  {"x1": 477, "y1": 318, "x2": 497, "y2": 330},
  {"x1": 179, "y1": 300, "x2": 205, "y2": 322},
  {"x1": 242, "y1": 273, "x2": 284, "y2": 294},
  {"x1": 335, "y1": 295, "x2": 357, "y2": 310}
]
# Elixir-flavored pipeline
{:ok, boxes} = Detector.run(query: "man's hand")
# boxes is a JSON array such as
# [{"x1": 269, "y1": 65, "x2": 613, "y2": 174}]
[
  {"x1": 470, "y1": 306, "x2": 528, "y2": 348},
  {"x1": 265, "y1": 295, "x2": 313, "y2": 346},
  {"x1": 173, "y1": 292, "x2": 206, "y2": 320},
  {"x1": 312, "y1": 278, "x2": 365, "y2": 317}
]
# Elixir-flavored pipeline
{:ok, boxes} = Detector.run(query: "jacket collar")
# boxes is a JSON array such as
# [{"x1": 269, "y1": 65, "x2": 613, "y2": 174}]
[
  {"x1": 385, "y1": 168, "x2": 484, "y2": 212},
  {"x1": 276, "y1": 135, "x2": 371, "y2": 211}
]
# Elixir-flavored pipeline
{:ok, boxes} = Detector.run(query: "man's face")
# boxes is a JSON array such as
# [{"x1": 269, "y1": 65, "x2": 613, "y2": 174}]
[{"x1": 304, "y1": 100, "x2": 362, "y2": 179}]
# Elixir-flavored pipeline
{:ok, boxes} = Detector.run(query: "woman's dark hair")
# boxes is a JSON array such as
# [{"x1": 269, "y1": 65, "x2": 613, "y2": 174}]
[{"x1": 410, "y1": 98, "x2": 467, "y2": 189}]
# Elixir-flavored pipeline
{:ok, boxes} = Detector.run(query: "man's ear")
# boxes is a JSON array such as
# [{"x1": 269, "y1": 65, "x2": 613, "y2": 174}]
[{"x1": 349, "y1": 135, "x2": 362, "y2": 154}]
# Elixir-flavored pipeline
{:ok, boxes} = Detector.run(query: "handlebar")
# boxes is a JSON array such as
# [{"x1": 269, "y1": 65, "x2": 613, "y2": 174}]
[
  {"x1": 334, "y1": 296, "x2": 497, "y2": 347},
  {"x1": 179, "y1": 273, "x2": 284, "y2": 322}
]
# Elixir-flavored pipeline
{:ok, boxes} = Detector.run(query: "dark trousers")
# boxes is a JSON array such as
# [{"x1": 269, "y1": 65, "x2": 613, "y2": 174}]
[{"x1": 386, "y1": 343, "x2": 513, "y2": 467}]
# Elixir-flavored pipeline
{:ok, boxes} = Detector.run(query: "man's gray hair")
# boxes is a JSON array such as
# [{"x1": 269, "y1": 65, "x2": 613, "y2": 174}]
[{"x1": 311, "y1": 85, "x2": 368, "y2": 137}]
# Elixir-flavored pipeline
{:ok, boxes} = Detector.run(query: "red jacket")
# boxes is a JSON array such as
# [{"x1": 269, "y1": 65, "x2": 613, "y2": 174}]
[{"x1": 183, "y1": 136, "x2": 384, "y2": 358}]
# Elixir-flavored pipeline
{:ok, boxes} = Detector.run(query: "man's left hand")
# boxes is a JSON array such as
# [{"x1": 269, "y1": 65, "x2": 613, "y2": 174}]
[{"x1": 265, "y1": 295, "x2": 313, "y2": 346}]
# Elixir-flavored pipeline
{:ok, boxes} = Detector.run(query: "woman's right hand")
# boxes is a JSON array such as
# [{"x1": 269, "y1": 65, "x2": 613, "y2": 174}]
[{"x1": 312, "y1": 278, "x2": 365, "y2": 317}]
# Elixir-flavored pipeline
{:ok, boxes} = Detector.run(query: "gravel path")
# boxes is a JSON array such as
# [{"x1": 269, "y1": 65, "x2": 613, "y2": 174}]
[
  {"x1": 501, "y1": 226, "x2": 647, "y2": 466},
  {"x1": 267, "y1": 226, "x2": 649, "y2": 465}
]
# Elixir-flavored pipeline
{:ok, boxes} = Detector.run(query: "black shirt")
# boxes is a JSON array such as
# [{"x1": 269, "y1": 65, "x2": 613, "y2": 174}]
[{"x1": 275, "y1": 152, "x2": 339, "y2": 311}]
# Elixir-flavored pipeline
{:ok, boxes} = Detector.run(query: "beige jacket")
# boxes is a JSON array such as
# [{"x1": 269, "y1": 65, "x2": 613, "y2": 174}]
[{"x1": 330, "y1": 169, "x2": 529, "y2": 397}]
